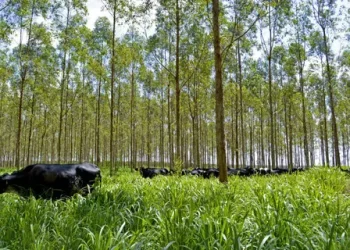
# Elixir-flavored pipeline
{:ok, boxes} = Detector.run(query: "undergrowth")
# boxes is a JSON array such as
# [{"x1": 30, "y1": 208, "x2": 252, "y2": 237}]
[{"x1": 0, "y1": 167, "x2": 349, "y2": 249}]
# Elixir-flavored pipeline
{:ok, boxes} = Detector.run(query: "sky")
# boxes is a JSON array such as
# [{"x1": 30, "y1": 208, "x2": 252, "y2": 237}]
[
  {"x1": 85, "y1": 0, "x2": 156, "y2": 37},
  {"x1": 86, "y1": 0, "x2": 109, "y2": 29}
]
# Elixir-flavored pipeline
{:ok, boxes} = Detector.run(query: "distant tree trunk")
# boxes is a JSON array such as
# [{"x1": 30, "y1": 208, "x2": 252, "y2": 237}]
[
  {"x1": 41, "y1": 109, "x2": 47, "y2": 163},
  {"x1": 259, "y1": 82, "x2": 265, "y2": 167},
  {"x1": 16, "y1": 1, "x2": 35, "y2": 169},
  {"x1": 110, "y1": 2, "x2": 117, "y2": 175},
  {"x1": 58, "y1": 3, "x2": 71, "y2": 164},
  {"x1": 167, "y1": 80, "x2": 174, "y2": 170},
  {"x1": 237, "y1": 39, "x2": 245, "y2": 168},
  {"x1": 147, "y1": 93, "x2": 151, "y2": 168},
  {"x1": 231, "y1": 100, "x2": 235, "y2": 167},
  {"x1": 299, "y1": 63, "x2": 309, "y2": 168},
  {"x1": 79, "y1": 67, "x2": 86, "y2": 163},
  {"x1": 212, "y1": 0, "x2": 227, "y2": 183},
  {"x1": 175, "y1": 0, "x2": 181, "y2": 169},
  {"x1": 321, "y1": 83, "x2": 330, "y2": 166},
  {"x1": 96, "y1": 56, "x2": 103, "y2": 165},
  {"x1": 321, "y1": 28, "x2": 340, "y2": 167},
  {"x1": 160, "y1": 78, "x2": 165, "y2": 168},
  {"x1": 27, "y1": 83, "x2": 36, "y2": 166},
  {"x1": 130, "y1": 62, "x2": 135, "y2": 170}
]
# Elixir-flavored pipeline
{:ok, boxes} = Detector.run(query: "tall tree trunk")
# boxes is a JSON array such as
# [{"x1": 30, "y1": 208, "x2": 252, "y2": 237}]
[
  {"x1": 267, "y1": 3, "x2": 275, "y2": 170},
  {"x1": 79, "y1": 67, "x2": 86, "y2": 163},
  {"x1": 212, "y1": 0, "x2": 227, "y2": 183},
  {"x1": 321, "y1": 27, "x2": 340, "y2": 167},
  {"x1": 231, "y1": 100, "x2": 235, "y2": 167},
  {"x1": 16, "y1": 0, "x2": 36, "y2": 169},
  {"x1": 167, "y1": 80, "x2": 173, "y2": 170},
  {"x1": 63, "y1": 61, "x2": 71, "y2": 162},
  {"x1": 130, "y1": 63, "x2": 135, "y2": 170},
  {"x1": 175, "y1": 0, "x2": 181, "y2": 169},
  {"x1": 237, "y1": 39, "x2": 245, "y2": 168},
  {"x1": 147, "y1": 93, "x2": 151, "y2": 168},
  {"x1": 58, "y1": 3, "x2": 70, "y2": 164},
  {"x1": 96, "y1": 56, "x2": 102, "y2": 165},
  {"x1": 27, "y1": 82, "x2": 36, "y2": 166},
  {"x1": 321, "y1": 84, "x2": 330, "y2": 166},
  {"x1": 160, "y1": 77, "x2": 165, "y2": 168},
  {"x1": 110, "y1": 2, "x2": 117, "y2": 175}
]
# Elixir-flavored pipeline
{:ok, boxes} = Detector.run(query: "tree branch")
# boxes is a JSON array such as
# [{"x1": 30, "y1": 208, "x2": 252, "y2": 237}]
[
  {"x1": 0, "y1": 0, "x2": 11, "y2": 12},
  {"x1": 151, "y1": 51, "x2": 176, "y2": 79},
  {"x1": 222, "y1": 13, "x2": 262, "y2": 64}
]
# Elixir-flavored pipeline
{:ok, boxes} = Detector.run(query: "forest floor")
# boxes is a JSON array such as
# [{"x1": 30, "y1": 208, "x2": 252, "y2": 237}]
[{"x1": 0, "y1": 166, "x2": 349, "y2": 249}]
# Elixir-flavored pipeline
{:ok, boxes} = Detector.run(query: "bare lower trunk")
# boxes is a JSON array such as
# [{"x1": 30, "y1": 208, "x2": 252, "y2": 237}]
[{"x1": 212, "y1": 0, "x2": 227, "y2": 183}]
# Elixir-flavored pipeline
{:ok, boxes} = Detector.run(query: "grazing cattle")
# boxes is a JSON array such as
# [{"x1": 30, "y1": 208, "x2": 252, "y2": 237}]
[
  {"x1": 291, "y1": 167, "x2": 305, "y2": 173},
  {"x1": 190, "y1": 168, "x2": 207, "y2": 177},
  {"x1": 0, "y1": 163, "x2": 101, "y2": 199},
  {"x1": 227, "y1": 167, "x2": 256, "y2": 177},
  {"x1": 258, "y1": 168, "x2": 271, "y2": 175},
  {"x1": 181, "y1": 169, "x2": 191, "y2": 175},
  {"x1": 271, "y1": 168, "x2": 289, "y2": 175},
  {"x1": 203, "y1": 168, "x2": 219, "y2": 179},
  {"x1": 140, "y1": 167, "x2": 170, "y2": 178}
]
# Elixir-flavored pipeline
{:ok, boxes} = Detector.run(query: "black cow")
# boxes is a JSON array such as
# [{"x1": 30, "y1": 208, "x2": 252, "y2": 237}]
[
  {"x1": 0, "y1": 163, "x2": 101, "y2": 199},
  {"x1": 227, "y1": 167, "x2": 256, "y2": 177},
  {"x1": 190, "y1": 168, "x2": 207, "y2": 177},
  {"x1": 258, "y1": 168, "x2": 271, "y2": 175},
  {"x1": 203, "y1": 168, "x2": 219, "y2": 178},
  {"x1": 140, "y1": 167, "x2": 170, "y2": 178},
  {"x1": 271, "y1": 168, "x2": 289, "y2": 175}
]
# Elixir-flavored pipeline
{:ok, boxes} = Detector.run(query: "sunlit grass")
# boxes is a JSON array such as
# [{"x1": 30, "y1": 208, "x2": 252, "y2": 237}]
[{"x1": 0, "y1": 167, "x2": 349, "y2": 249}]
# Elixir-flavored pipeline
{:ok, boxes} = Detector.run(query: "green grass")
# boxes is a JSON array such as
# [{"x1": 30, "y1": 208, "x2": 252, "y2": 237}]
[{"x1": 0, "y1": 167, "x2": 350, "y2": 249}]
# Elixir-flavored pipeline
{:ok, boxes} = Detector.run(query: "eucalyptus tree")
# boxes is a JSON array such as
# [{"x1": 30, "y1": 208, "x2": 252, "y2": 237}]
[
  {"x1": 243, "y1": 59, "x2": 267, "y2": 167},
  {"x1": 258, "y1": 0, "x2": 291, "y2": 169},
  {"x1": 0, "y1": 2, "x2": 13, "y2": 166},
  {"x1": 288, "y1": 0, "x2": 313, "y2": 168},
  {"x1": 0, "y1": 51, "x2": 13, "y2": 166},
  {"x1": 309, "y1": 0, "x2": 341, "y2": 167},
  {"x1": 3, "y1": 0, "x2": 51, "y2": 168},
  {"x1": 139, "y1": 68, "x2": 157, "y2": 168},
  {"x1": 148, "y1": 0, "x2": 190, "y2": 168},
  {"x1": 223, "y1": 0, "x2": 260, "y2": 168},
  {"x1": 271, "y1": 45, "x2": 288, "y2": 166},
  {"x1": 212, "y1": 0, "x2": 228, "y2": 183},
  {"x1": 309, "y1": 29, "x2": 332, "y2": 166},
  {"x1": 24, "y1": 23, "x2": 57, "y2": 165},
  {"x1": 66, "y1": 24, "x2": 94, "y2": 163},
  {"x1": 103, "y1": 0, "x2": 151, "y2": 173},
  {"x1": 280, "y1": 47, "x2": 299, "y2": 169},
  {"x1": 338, "y1": 50, "x2": 350, "y2": 165},
  {"x1": 121, "y1": 27, "x2": 146, "y2": 170},
  {"x1": 146, "y1": 17, "x2": 175, "y2": 169},
  {"x1": 52, "y1": 0, "x2": 88, "y2": 163},
  {"x1": 102, "y1": 0, "x2": 127, "y2": 174},
  {"x1": 179, "y1": 0, "x2": 212, "y2": 168},
  {"x1": 90, "y1": 17, "x2": 111, "y2": 165}
]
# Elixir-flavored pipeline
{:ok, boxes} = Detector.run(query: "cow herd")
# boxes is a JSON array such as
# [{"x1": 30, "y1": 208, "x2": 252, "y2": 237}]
[
  {"x1": 1, "y1": 162, "x2": 347, "y2": 199},
  {"x1": 140, "y1": 166, "x2": 306, "y2": 179}
]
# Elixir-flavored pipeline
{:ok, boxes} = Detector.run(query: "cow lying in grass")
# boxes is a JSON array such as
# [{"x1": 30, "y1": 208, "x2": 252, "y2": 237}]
[{"x1": 0, "y1": 163, "x2": 101, "y2": 199}]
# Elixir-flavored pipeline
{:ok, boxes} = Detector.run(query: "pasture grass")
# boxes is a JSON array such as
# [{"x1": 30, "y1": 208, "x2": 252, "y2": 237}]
[{"x1": 0, "y1": 167, "x2": 349, "y2": 249}]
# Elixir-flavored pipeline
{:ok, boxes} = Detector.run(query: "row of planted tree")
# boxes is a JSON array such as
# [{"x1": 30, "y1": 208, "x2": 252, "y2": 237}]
[{"x1": 0, "y1": 0, "x2": 349, "y2": 171}]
